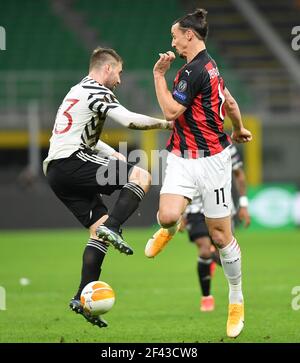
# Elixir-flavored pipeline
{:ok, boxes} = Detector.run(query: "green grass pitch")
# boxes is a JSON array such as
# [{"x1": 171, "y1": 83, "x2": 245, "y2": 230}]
[{"x1": 0, "y1": 227, "x2": 299, "y2": 342}]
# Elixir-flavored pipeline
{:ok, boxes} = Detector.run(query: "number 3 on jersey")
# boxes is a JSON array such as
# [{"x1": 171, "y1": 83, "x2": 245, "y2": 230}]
[{"x1": 54, "y1": 99, "x2": 79, "y2": 134}]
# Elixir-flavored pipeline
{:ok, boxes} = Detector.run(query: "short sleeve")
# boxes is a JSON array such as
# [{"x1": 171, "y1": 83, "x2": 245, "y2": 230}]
[{"x1": 172, "y1": 67, "x2": 205, "y2": 107}]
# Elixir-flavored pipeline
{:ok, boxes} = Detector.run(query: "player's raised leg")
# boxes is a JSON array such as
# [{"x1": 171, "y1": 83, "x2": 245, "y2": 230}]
[
  {"x1": 206, "y1": 216, "x2": 244, "y2": 338},
  {"x1": 96, "y1": 165, "x2": 151, "y2": 254},
  {"x1": 145, "y1": 194, "x2": 188, "y2": 257}
]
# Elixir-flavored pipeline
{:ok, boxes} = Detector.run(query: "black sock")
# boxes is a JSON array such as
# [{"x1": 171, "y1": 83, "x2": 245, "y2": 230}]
[
  {"x1": 197, "y1": 257, "x2": 212, "y2": 297},
  {"x1": 74, "y1": 238, "x2": 108, "y2": 300},
  {"x1": 104, "y1": 182, "x2": 145, "y2": 233}
]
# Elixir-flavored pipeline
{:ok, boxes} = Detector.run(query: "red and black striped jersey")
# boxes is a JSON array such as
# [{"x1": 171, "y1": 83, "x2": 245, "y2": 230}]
[{"x1": 167, "y1": 49, "x2": 231, "y2": 158}]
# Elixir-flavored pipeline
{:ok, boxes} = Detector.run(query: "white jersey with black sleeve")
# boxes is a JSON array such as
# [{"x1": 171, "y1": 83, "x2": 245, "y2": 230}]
[{"x1": 43, "y1": 76, "x2": 170, "y2": 174}]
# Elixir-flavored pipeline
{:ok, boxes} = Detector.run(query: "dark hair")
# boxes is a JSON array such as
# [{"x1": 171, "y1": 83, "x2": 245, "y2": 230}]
[
  {"x1": 89, "y1": 47, "x2": 123, "y2": 71},
  {"x1": 173, "y1": 8, "x2": 208, "y2": 41}
]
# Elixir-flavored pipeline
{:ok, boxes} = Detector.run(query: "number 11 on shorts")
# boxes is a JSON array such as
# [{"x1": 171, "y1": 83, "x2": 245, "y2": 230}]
[{"x1": 214, "y1": 187, "x2": 225, "y2": 205}]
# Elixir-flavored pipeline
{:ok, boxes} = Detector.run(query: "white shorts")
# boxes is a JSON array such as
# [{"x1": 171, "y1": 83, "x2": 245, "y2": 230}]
[{"x1": 160, "y1": 147, "x2": 232, "y2": 218}]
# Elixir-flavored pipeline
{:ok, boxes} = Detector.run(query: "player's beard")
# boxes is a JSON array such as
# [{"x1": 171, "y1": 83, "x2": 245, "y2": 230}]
[
  {"x1": 174, "y1": 48, "x2": 186, "y2": 60},
  {"x1": 106, "y1": 80, "x2": 117, "y2": 92}
]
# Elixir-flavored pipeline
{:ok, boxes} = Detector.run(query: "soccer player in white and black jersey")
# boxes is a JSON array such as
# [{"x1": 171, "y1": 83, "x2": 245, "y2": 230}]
[{"x1": 43, "y1": 47, "x2": 172, "y2": 327}]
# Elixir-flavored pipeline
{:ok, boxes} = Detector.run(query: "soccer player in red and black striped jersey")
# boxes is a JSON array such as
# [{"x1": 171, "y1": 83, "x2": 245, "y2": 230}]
[{"x1": 144, "y1": 9, "x2": 252, "y2": 338}]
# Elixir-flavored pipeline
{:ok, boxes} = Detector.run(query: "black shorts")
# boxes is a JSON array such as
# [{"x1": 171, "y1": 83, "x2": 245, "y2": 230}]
[
  {"x1": 46, "y1": 148, "x2": 135, "y2": 228},
  {"x1": 186, "y1": 212, "x2": 210, "y2": 242}
]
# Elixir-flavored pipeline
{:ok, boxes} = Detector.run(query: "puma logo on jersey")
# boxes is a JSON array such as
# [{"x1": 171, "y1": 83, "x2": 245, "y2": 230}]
[{"x1": 185, "y1": 69, "x2": 192, "y2": 76}]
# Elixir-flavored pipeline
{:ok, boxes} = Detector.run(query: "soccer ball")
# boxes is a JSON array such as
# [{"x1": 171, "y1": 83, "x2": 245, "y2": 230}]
[{"x1": 80, "y1": 281, "x2": 115, "y2": 316}]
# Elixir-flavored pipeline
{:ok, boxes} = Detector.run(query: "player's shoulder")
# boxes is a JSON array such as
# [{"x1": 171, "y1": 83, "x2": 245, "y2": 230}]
[
  {"x1": 75, "y1": 76, "x2": 119, "y2": 105},
  {"x1": 190, "y1": 49, "x2": 210, "y2": 68},
  {"x1": 205, "y1": 53, "x2": 223, "y2": 79},
  {"x1": 181, "y1": 51, "x2": 210, "y2": 82},
  {"x1": 78, "y1": 76, "x2": 112, "y2": 95}
]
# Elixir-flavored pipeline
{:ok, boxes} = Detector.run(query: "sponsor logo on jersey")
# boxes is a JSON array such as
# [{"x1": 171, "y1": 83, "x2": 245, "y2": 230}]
[
  {"x1": 173, "y1": 90, "x2": 187, "y2": 101},
  {"x1": 177, "y1": 80, "x2": 187, "y2": 92}
]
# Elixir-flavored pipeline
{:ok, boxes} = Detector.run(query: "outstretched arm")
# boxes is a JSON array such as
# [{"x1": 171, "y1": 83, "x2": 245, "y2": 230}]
[{"x1": 107, "y1": 105, "x2": 172, "y2": 130}]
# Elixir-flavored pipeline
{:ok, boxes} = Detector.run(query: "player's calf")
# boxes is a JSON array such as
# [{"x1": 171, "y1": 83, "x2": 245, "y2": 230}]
[
  {"x1": 100, "y1": 170, "x2": 148, "y2": 249},
  {"x1": 129, "y1": 166, "x2": 151, "y2": 193}
]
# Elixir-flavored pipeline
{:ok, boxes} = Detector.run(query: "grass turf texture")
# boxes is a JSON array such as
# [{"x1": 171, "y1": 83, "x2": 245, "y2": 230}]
[{"x1": 0, "y1": 228, "x2": 299, "y2": 343}]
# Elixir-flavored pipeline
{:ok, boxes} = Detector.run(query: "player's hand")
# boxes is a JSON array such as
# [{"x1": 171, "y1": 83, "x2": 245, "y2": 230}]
[
  {"x1": 112, "y1": 151, "x2": 126, "y2": 162},
  {"x1": 231, "y1": 127, "x2": 252, "y2": 143},
  {"x1": 238, "y1": 207, "x2": 251, "y2": 228},
  {"x1": 153, "y1": 51, "x2": 176, "y2": 76},
  {"x1": 165, "y1": 121, "x2": 174, "y2": 130}
]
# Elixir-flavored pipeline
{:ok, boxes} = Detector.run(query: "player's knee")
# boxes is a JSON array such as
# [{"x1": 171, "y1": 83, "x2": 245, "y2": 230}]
[
  {"x1": 207, "y1": 225, "x2": 222, "y2": 243},
  {"x1": 208, "y1": 228, "x2": 227, "y2": 248},
  {"x1": 129, "y1": 166, "x2": 151, "y2": 192},
  {"x1": 158, "y1": 210, "x2": 180, "y2": 228},
  {"x1": 141, "y1": 169, "x2": 151, "y2": 190}
]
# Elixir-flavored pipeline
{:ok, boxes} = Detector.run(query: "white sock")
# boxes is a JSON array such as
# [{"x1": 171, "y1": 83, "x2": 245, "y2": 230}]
[{"x1": 218, "y1": 237, "x2": 243, "y2": 304}]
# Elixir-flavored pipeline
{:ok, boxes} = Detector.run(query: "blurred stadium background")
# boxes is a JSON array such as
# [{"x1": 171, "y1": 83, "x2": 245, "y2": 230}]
[
  {"x1": 0, "y1": 0, "x2": 300, "y2": 228},
  {"x1": 0, "y1": 0, "x2": 300, "y2": 229},
  {"x1": 0, "y1": 0, "x2": 300, "y2": 343}
]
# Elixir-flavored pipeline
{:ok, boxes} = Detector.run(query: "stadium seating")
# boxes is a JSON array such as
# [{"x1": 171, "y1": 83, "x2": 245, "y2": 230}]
[
  {"x1": 73, "y1": 0, "x2": 250, "y2": 106},
  {"x1": 0, "y1": 0, "x2": 87, "y2": 70},
  {"x1": 198, "y1": 0, "x2": 300, "y2": 112},
  {"x1": 73, "y1": 0, "x2": 183, "y2": 69},
  {"x1": 0, "y1": 0, "x2": 253, "y2": 112}
]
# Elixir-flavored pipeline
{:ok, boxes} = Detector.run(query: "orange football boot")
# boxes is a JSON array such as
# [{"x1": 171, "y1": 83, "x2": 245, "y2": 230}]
[{"x1": 145, "y1": 228, "x2": 174, "y2": 258}]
